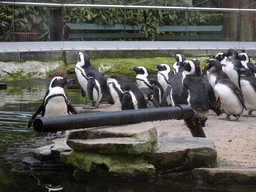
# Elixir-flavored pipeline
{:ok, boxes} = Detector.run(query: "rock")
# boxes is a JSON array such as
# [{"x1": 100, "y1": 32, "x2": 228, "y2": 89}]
[
  {"x1": 193, "y1": 167, "x2": 256, "y2": 185},
  {"x1": 60, "y1": 151, "x2": 155, "y2": 180},
  {"x1": 67, "y1": 122, "x2": 158, "y2": 154},
  {"x1": 147, "y1": 132, "x2": 217, "y2": 172}
]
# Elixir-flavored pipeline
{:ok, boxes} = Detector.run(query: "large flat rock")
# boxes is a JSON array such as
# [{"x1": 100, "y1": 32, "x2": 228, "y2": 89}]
[
  {"x1": 67, "y1": 122, "x2": 158, "y2": 155},
  {"x1": 148, "y1": 132, "x2": 217, "y2": 171}
]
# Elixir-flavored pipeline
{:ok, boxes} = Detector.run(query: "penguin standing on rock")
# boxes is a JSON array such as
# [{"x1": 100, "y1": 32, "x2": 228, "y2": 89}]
[
  {"x1": 75, "y1": 52, "x2": 114, "y2": 108},
  {"x1": 154, "y1": 63, "x2": 173, "y2": 91},
  {"x1": 107, "y1": 75, "x2": 147, "y2": 110},
  {"x1": 28, "y1": 76, "x2": 78, "y2": 130},
  {"x1": 130, "y1": 66, "x2": 163, "y2": 107}
]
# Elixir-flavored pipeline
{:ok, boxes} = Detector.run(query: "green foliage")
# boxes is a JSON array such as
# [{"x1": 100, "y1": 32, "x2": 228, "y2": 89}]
[{"x1": 0, "y1": 5, "x2": 50, "y2": 41}]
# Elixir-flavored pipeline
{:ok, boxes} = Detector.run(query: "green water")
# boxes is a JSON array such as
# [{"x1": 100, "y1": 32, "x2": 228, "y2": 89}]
[{"x1": 0, "y1": 79, "x2": 256, "y2": 192}]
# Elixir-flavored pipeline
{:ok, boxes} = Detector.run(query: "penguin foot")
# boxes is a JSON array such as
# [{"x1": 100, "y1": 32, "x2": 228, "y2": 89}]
[
  {"x1": 225, "y1": 114, "x2": 231, "y2": 121},
  {"x1": 247, "y1": 111, "x2": 253, "y2": 117},
  {"x1": 89, "y1": 101, "x2": 99, "y2": 109},
  {"x1": 235, "y1": 116, "x2": 240, "y2": 121}
]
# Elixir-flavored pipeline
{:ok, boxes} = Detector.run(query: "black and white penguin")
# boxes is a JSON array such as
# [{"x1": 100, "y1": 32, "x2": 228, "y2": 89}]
[
  {"x1": 140, "y1": 87, "x2": 160, "y2": 108},
  {"x1": 107, "y1": 75, "x2": 147, "y2": 110},
  {"x1": 161, "y1": 65, "x2": 188, "y2": 107},
  {"x1": 203, "y1": 59, "x2": 230, "y2": 89},
  {"x1": 238, "y1": 52, "x2": 256, "y2": 76},
  {"x1": 181, "y1": 60, "x2": 220, "y2": 126},
  {"x1": 234, "y1": 67, "x2": 256, "y2": 116},
  {"x1": 154, "y1": 63, "x2": 173, "y2": 91},
  {"x1": 130, "y1": 66, "x2": 164, "y2": 106},
  {"x1": 172, "y1": 53, "x2": 186, "y2": 74},
  {"x1": 28, "y1": 76, "x2": 78, "y2": 128},
  {"x1": 224, "y1": 48, "x2": 239, "y2": 60},
  {"x1": 214, "y1": 78, "x2": 246, "y2": 120},
  {"x1": 222, "y1": 58, "x2": 244, "y2": 87},
  {"x1": 75, "y1": 52, "x2": 114, "y2": 108}
]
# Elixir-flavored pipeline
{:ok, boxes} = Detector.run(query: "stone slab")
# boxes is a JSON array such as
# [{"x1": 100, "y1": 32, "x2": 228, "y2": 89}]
[
  {"x1": 67, "y1": 122, "x2": 158, "y2": 154},
  {"x1": 193, "y1": 167, "x2": 256, "y2": 185},
  {"x1": 148, "y1": 132, "x2": 217, "y2": 171},
  {"x1": 67, "y1": 137, "x2": 152, "y2": 154}
]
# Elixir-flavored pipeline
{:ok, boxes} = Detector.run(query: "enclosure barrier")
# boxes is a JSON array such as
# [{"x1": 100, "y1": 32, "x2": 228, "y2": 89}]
[{"x1": 33, "y1": 105, "x2": 206, "y2": 137}]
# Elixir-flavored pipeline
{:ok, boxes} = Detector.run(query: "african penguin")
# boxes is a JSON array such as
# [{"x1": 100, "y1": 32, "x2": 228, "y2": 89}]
[
  {"x1": 224, "y1": 48, "x2": 239, "y2": 60},
  {"x1": 203, "y1": 59, "x2": 230, "y2": 89},
  {"x1": 28, "y1": 76, "x2": 78, "y2": 129},
  {"x1": 222, "y1": 58, "x2": 244, "y2": 87},
  {"x1": 130, "y1": 66, "x2": 164, "y2": 106},
  {"x1": 238, "y1": 52, "x2": 256, "y2": 76},
  {"x1": 181, "y1": 60, "x2": 220, "y2": 126},
  {"x1": 75, "y1": 52, "x2": 114, "y2": 108},
  {"x1": 161, "y1": 65, "x2": 188, "y2": 107},
  {"x1": 172, "y1": 53, "x2": 186, "y2": 74},
  {"x1": 235, "y1": 67, "x2": 256, "y2": 116},
  {"x1": 154, "y1": 63, "x2": 173, "y2": 91},
  {"x1": 140, "y1": 87, "x2": 160, "y2": 108},
  {"x1": 107, "y1": 75, "x2": 147, "y2": 110},
  {"x1": 214, "y1": 78, "x2": 246, "y2": 120}
]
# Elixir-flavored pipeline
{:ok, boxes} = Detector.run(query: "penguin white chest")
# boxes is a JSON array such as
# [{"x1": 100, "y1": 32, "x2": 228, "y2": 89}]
[
  {"x1": 75, "y1": 68, "x2": 88, "y2": 93},
  {"x1": 45, "y1": 96, "x2": 68, "y2": 117},
  {"x1": 157, "y1": 73, "x2": 168, "y2": 91},
  {"x1": 223, "y1": 64, "x2": 239, "y2": 86},
  {"x1": 240, "y1": 80, "x2": 256, "y2": 110},
  {"x1": 214, "y1": 83, "x2": 243, "y2": 115}
]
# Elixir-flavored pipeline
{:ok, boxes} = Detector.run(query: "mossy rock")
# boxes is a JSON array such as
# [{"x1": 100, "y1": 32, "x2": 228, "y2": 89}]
[{"x1": 60, "y1": 151, "x2": 155, "y2": 179}]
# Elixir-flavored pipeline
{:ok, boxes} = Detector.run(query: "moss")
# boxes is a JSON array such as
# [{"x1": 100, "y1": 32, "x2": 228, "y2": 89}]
[{"x1": 62, "y1": 150, "x2": 149, "y2": 173}]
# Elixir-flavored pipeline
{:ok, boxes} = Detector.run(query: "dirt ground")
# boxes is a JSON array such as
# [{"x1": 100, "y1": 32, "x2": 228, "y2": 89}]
[
  {"x1": 94, "y1": 104, "x2": 256, "y2": 167},
  {"x1": 152, "y1": 110, "x2": 256, "y2": 167}
]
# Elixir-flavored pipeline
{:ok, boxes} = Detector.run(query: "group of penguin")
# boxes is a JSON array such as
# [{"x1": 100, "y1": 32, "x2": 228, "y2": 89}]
[{"x1": 28, "y1": 49, "x2": 256, "y2": 130}]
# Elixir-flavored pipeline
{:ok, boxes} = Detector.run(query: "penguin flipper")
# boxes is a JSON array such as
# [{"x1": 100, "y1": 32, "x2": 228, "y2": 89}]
[
  {"x1": 87, "y1": 78, "x2": 96, "y2": 101},
  {"x1": 234, "y1": 88, "x2": 247, "y2": 110},
  {"x1": 67, "y1": 101, "x2": 78, "y2": 114},
  {"x1": 28, "y1": 102, "x2": 44, "y2": 128},
  {"x1": 161, "y1": 86, "x2": 171, "y2": 107},
  {"x1": 121, "y1": 92, "x2": 133, "y2": 110}
]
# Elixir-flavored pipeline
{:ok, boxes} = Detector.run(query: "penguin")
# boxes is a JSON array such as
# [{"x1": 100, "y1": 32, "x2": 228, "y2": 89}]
[
  {"x1": 181, "y1": 59, "x2": 220, "y2": 126},
  {"x1": 154, "y1": 63, "x2": 173, "y2": 91},
  {"x1": 224, "y1": 48, "x2": 239, "y2": 60},
  {"x1": 75, "y1": 52, "x2": 114, "y2": 108},
  {"x1": 172, "y1": 53, "x2": 186, "y2": 74},
  {"x1": 28, "y1": 76, "x2": 78, "y2": 129},
  {"x1": 234, "y1": 67, "x2": 256, "y2": 116},
  {"x1": 203, "y1": 59, "x2": 230, "y2": 89},
  {"x1": 214, "y1": 78, "x2": 246, "y2": 120},
  {"x1": 140, "y1": 87, "x2": 160, "y2": 108},
  {"x1": 222, "y1": 58, "x2": 244, "y2": 87},
  {"x1": 107, "y1": 75, "x2": 147, "y2": 110},
  {"x1": 130, "y1": 66, "x2": 164, "y2": 106},
  {"x1": 238, "y1": 52, "x2": 256, "y2": 76},
  {"x1": 161, "y1": 65, "x2": 188, "y2": 107}
]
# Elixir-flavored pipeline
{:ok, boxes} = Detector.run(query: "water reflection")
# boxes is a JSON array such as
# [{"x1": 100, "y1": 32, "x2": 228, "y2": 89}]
[{"x1": 0, "y1": 80, "x2": 256, "y2": 191}]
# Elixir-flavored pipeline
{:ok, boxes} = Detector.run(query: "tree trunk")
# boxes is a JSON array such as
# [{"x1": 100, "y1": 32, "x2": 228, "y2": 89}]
[{"x1": 223, "y1": 0, "x2": 240, "y2": 41}]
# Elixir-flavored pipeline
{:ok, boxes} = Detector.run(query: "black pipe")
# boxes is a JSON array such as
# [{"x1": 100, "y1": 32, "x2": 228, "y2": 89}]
[{"x1": 33, "y1": 105, "x2": 206, "y2": 137}]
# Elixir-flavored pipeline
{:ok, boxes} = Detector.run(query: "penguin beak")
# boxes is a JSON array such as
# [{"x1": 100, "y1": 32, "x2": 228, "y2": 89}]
[
  {"x1": 204, "y1": 60, "x2": 210, "y2": 64},
  {"x1": 130, "y1": 67, "x2": 136, "y2": 71},
  {"x1": 154, "y1": 65, "x2": 159, "y2": 69}
]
